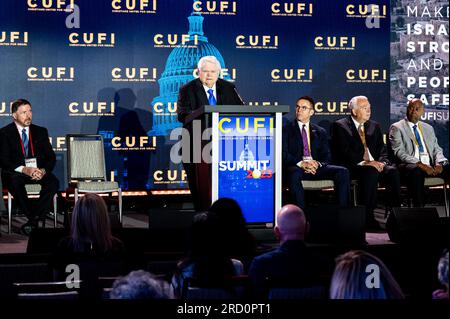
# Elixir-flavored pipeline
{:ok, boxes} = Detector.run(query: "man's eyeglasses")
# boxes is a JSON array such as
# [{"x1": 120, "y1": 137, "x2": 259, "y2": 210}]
[{"x1": 296, "y1": 105, "x2": 312, "y2": 111}]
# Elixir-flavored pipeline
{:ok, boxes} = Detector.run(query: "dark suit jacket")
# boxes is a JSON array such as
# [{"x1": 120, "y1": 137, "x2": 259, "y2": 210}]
[
  {"x1": 331, "y1": 116, "x2": 389, "y2": 170},
  {"x1": 283, "y1": 120, "x2": 331, "y2": 167},
  {"x1": 248, "y1": 240, "x2": 332, "y2": 297},
  {"x1": 177, "y1": 78, "x2": 243, "y2": 123},
  {"x1": 0, "y1": 122, "x2": 56, "y2": 173}
]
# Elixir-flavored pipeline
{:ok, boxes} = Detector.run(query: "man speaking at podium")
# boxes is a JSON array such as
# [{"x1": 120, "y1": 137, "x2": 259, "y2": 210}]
[
  {"x1": 177, "y1": 55, "x2": 244, "y2": 123},
  {"x1": 177, "y1": 55, "x2": 244, "y2": 210}
]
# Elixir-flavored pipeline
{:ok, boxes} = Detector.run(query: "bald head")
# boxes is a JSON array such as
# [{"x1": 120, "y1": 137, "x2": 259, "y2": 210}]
[
  {"x1": 275, "y1": 204, "x2": 308, "y2": 242},
  {"x1": 406, "y1": 98, "x2": 424, "y2": 123}
]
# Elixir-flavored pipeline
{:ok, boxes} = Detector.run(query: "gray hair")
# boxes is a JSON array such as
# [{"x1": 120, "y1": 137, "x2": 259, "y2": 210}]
[
  {"x1": 110, "y1": 270, "x2": 173, "y2": 299},
  {"x1": 197, "y1": 56, "x2": 221, "y2": 71},
  {"x1": 348, "y1": 95, "x2": 369, "y2": 111}
]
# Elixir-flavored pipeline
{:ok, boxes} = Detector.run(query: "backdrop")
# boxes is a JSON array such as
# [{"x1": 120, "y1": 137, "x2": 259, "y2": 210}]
[{"x1": 1, "y1": 0, "x2": 445, "y2": 192}]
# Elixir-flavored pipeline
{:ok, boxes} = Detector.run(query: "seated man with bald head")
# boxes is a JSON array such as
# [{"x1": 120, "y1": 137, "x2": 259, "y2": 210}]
[{"x1": 248, "y1": 205, "x2": 332, "y2": 298}]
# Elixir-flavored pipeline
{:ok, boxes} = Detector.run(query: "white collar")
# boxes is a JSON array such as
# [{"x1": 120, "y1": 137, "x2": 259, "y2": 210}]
[{"x1": 351, "y1": 116, "x2": 364, "y2": 129}]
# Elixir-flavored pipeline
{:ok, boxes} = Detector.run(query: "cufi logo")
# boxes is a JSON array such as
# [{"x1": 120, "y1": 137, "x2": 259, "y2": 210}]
[
  {"x1": 314, "y1": 36, "x2": 356, "y2": 50},
  {"x1": 111, "y1": 0, "x2": 157, "y2": 11},
  {"x1": 153, "y1": 170, "x2": 187, "y2": 182},
  {"x1": 271, "y1": 2, "x2": 313, "y2": 16},
  {"x1": 0, "y1": 31, "x2": 28, "y2": 46},
  {"x1": 235, "y1": 35, "x2": 279, "y2": 49},
  {"x1": 69, "y1": 33, "x2": 115, "y2": 47},
  {"x1": 27, "y1": 67, "x2": 75, "y2": 81},
  {"x1": 193, "y1": 1, "x2": 237, "y2": 14},
  {"x1": 27, "y1": 0, "x2": 75, "y2": 10}
]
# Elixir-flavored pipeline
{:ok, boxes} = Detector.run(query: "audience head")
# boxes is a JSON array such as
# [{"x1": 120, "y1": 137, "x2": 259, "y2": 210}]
[
  {"x1": 209, "y1": 198, "x2": 247, "y2": 229},
  {"x1": 437, "y1": 249, "x2": 449, "y2": 290},
  {"x1": 274, "y1": 204, "x2": 308, "y2": 243},
  {"x1": 70, "y1": 193, "x2": 113, "y2": 253},
  {"x1": 406, "y1": 98, "x2": 424, "y2": 124},
  {"x1": 349, "y1": 95, "x2": 371, "y2": 124},
  {"x1": 330, "y1": 250, "x2": 404, "y2": 299},
  {"x1": 11, "y1": 98, "x2": 32, "y2": 127},
  {"x1": 197, "y1": 55, "x2": 221, "y2": 88},
  {"x1": 295, "y1": 96, "x2": 315, "y2": 123},
  {"x1": 110, "y1": 270, "x2": 172, "y2": 299}
]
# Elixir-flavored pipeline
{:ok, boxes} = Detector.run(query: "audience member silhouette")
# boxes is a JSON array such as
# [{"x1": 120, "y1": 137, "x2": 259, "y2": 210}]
[
  {"x1": 432, "y1": 249, "x2": 449, "y2": 299},
  {"x1": 248, "y1": 204, "x2": 332, "y2": 298},
  {"x1": 208, "y1": 198, "x2": 257, "y2": 268},
  {"x1": 56, "y1": 193, "x2": 124, "y2": 256},
  {"x1": 330, "y1": 250, "x2": 404, "y2": 299},
  {"x1": 110, "y1": 270, "x2": 173, "y2": 299},
  {"x1": 53, "y1": 193, "x2": 125, "y2": 297},
  {"x1": 171, "y1": 212, "x2": 244, "y2": 298}
]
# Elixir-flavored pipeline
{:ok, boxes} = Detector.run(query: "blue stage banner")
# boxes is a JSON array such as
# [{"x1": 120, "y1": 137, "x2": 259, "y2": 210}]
[{"x1": 218, "y1": 115, "x2": 274, "y2": 223}]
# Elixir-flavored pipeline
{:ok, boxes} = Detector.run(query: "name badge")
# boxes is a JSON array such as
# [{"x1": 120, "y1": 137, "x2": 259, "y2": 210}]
[
  {"x1": 25, "y1": 158, "x2": 37, "y2": 168},
  {"x1": 420, "y1": 153, "x2": 430, "y2": 166}
]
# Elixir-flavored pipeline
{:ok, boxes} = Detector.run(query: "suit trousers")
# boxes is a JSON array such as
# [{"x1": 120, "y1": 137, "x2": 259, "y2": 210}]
[
  {"x1": 398, "y1": 163, "x2": 449, "y2": 207},
  {"x1": 2, "y1": 171, "x2": 59, "y2": 222},
  {"x1": 288, "y1": 165, "x2": 351, "y2": 209},
  {"x1": 351, "y1": 165, "x2": 401, "y2": 221}
]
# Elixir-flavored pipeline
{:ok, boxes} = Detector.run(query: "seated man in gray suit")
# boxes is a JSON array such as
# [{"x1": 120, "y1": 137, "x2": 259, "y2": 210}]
[{"x1": 389, "y1": 98, "x2": 449, "y2": 207}]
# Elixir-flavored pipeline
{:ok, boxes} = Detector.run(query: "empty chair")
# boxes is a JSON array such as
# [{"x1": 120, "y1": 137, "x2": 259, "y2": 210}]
[
  {"x1": 0, "y1": 263, "x2": 52, "y2": 297},
  {"x1": 18, "y1": 291, "x2": 79, "y2": 299},
  {"x1": 14, "y1": 280, "x2": 82, "y2": 298},
  {"x1": 184, "y1": 275, "x2": 249, "y2": 300},
  {"x1": 66, "y1": 134, "x2": 122, "y2": 223}
]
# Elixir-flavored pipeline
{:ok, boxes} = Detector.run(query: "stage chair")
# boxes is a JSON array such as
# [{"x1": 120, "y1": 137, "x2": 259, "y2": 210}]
[
  {"x1": 424, "y1": 177, "x2": 448, "y2": 216},
  {"x1": 183, "y1": 275, "x2": 249, "y2": 300},
  {"x1": 14, "y1": 280, "x2": 82, "y2": 294},
  {"x1": 6, "y1": 184, "x2": 58, "y2": 234},
  {"x1": 0, "y1": 263, "x2": 52, "y2": 297},
  {"x1": 301, "y1": 179, "x2": 359, "y2": 206},
  {"x1": 18, "y1": 291, "x2": 79, "y2": 299},
  {"x1": 66, "y1": 134, "x2": 123, "y2": 224}
]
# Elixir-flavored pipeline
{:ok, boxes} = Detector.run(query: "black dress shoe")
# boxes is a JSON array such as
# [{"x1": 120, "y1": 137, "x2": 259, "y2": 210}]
[{"x1": 20, "y1": 223, "x2": 34, "y2": 236}]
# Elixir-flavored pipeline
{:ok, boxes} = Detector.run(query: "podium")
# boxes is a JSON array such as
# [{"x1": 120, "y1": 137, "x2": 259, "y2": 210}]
[{"x1": 183, "y1": 105, "x2": 289, "y2": 225}]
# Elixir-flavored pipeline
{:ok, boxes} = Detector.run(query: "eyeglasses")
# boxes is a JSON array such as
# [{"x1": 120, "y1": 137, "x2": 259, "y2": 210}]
[{"x1": 296, "y1": 105, "x2": 312, "y2": 111}]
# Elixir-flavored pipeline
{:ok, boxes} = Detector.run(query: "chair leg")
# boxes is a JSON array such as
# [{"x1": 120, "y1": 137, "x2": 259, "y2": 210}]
[
  {"x1": 118, "y1": 189, "x2": 122, "y2": 225},
  {"x1": 53, "y1": 194, "x2": 58, "y2": 228},
  {"x1": 8, "y1": 192, "x2": 12, "y2": 235},
  {"x1": 74, "y1": 189, "x2": 79, "y2": 208},
  {"x1": 444, "y1": 183, "x2": 449, "y2": 217},
  {"x1": 352, "y1": 184, "x2": 357, "y2": 207}
]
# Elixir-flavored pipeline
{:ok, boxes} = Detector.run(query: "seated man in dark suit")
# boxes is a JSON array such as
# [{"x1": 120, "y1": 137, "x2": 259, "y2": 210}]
[
  {"x1": 248, "y1": 204, "x2": 332, "y2": 298},
  {"x1": 389, "y1": 98, "x2": 449, "y2": 207},
  {"x1": 0, "y1": 99, "x2": 59, "y2": 235},
  {"x1": 283, "y1": 96, "x2": 350, "y2": 209},
  {"x1": 177, "y1": 55, "x2": 244, "y2": 210},
  {"x1": 331, "y1": 95, "x2": 401, "y2": 230}
]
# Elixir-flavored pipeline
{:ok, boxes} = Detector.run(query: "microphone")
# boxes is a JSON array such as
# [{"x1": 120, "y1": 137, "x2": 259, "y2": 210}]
[{"x1": 234, "y1": 86, "x2": 245, "y2": 105}]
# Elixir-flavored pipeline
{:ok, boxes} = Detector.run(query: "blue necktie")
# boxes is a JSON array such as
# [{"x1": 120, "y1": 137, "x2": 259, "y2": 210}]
[
  {"x1": 413, "y1": 124, "x2": 424, "y2": 153},
  {"x1": 207, "y1": 88, "x2": 216, "y2": 106},
  {"x1": 22, "y1": 128, "x2": 29, "y2": 157}
]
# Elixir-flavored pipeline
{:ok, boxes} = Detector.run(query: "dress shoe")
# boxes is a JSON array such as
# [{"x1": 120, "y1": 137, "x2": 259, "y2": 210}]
[{"x1": 20, "y1": 223, "x2": 35, "y2": 236}]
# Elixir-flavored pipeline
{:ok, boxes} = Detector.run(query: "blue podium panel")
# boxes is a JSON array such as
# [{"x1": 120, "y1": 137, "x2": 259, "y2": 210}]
[{"x1": 215, "y1": 115, "x2": 275, "y2": 224}]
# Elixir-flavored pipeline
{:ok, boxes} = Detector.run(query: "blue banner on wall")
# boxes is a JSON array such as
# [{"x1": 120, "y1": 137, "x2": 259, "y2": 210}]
[{"x1": 0, "y1": 0, "x2": 395, "y2": 191}]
